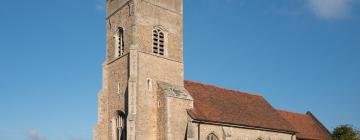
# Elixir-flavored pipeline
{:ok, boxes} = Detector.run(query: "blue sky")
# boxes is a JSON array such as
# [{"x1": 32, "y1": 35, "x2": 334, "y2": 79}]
[{"x1": 0, "y1": 0, "x2": 359, "y2": 140}]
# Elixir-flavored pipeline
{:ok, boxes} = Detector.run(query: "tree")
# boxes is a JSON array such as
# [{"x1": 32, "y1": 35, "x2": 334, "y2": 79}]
[{"x1": 332, "y1": 124, "x2": 360, "y2": 140}]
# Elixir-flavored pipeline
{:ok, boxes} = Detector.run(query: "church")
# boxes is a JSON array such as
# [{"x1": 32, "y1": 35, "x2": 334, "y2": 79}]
[{"x1": 93, "y1": 0, "x2": 331, "y2": 140}]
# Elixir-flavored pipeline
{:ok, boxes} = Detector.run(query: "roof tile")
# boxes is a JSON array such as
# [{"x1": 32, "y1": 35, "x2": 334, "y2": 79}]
[
  {"x1": 184, "y1": 80, "x2": 296, "y2": 132},
  {"x1": 277, "y1": 110, "x2": 331, "y2": 140}
]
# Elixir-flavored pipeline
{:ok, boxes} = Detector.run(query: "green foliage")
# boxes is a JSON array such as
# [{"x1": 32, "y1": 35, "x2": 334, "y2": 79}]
[{"x1": 332, "y1": 124, "x2": 360, "y2": 140}]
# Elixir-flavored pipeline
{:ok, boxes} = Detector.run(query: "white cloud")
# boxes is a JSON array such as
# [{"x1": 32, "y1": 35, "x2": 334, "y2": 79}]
[
  {"x1": 27, "y1": 129, "x2": 46, "y2": 140},
  {"x1": 308, "y1": 0, "x2": 352, "y2": 19}
]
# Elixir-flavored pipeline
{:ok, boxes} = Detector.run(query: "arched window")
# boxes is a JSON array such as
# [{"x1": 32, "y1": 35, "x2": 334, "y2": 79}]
[
  {"x1": 206, "y1": 133, "x2": 218, "y2": 140},
  {"x1": 153, "y1": 29, "x2": 165, "y2": 56},
  {"x1": 112, "y1": 111, "x2": 126, "y2": 140},
  {"x1": 114, "y1": 27, "x2": 125, "y2": 57}
]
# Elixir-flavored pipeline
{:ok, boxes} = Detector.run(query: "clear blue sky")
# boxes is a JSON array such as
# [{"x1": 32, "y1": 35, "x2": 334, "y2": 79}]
[{"x1": 0, "y1": 0, "x2": 359, "y2": 140}]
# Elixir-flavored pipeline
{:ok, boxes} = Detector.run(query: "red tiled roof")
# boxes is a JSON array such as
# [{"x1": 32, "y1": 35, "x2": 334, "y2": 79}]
[
  {"x1": 184, "y1": 80, "x2": 296, "y2": 132},
  {"x1": 277, "y1": 110, "x2": 331, "y2": 140}
]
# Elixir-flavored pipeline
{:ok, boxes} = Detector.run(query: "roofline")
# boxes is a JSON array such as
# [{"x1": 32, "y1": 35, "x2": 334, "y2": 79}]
[
  {"x1": 277, "y1": 110, "x2": 331, "y2": 140},
  {"x1": 306, "y1": 111, "x2": 332, "y2": 135},
  {"x1": 190, "y1": 119, "x2": 297, "y2": 134},
  {"x1": 184, "y1": 80, "x2": 263, "y2": 97}
]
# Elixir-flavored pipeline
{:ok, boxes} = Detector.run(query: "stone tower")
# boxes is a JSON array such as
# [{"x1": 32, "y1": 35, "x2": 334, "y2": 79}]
[{"x1": 94, "y1": 0, "x2": 193, "y2": 140}]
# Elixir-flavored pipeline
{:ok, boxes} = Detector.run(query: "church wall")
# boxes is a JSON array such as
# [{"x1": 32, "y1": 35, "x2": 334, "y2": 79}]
[
  {"x1": 130, "y1": 1, "x2": 185, "y2": 139},
  {"x1": 155, "y1": 82, "x2": 193, "y2": 140},
  {"x1": 106, "y1": 0, "x2": 131, "y2": 19},
  {"x1": 99, "y1": 1, "x2": 135, "y2": 138},
  {"x1": 106, "y1": 1, "x2": 135, "y2": 62},
  {"x1": 135, "y1": 0, "x2": 183, "y2": 62},
  {"x1": 95, "y1": 55, "x2": 129, "y2": 140},
  {"x1": 138, "y1": 52, "x2": 184, "y2": 85},
  {"x1": 108, "y1": 57, "x2": 129, "y2": 140},
  {"x1": 156, "y1": 86, "x2": 167, "y2": 140},
  {"x1": 195, "y1": 123, "x2": 295, "y2": 140},
  {"x1": 94, "y1": 90, "x2": 109, "y2": 140},
  {"x1": 133, "y1": 52, "x2": 184, "y2": 140},
  {"x1": 165, "y1": 97, "x2": 193, "y2": 140},
  {"x1": 143, "y1": 0, "x2": 182, "y2": 13},
  {"x1": 106, "y1": 56, "x2": 129, "y2": 114}
]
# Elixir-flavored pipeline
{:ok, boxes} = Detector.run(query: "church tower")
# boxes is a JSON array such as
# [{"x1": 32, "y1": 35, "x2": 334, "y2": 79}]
[{"x1": 94, "y1": 0, "x2": 193, "y2": 140}]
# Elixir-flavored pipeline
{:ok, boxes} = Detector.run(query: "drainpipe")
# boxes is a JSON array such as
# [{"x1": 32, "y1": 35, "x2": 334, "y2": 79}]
[
  {"x1": 291, "y1": 134, "x2": 295, "y2": 140},
  {"x1": 198, "y1": 123, "x2": 200, "y2": 140}
]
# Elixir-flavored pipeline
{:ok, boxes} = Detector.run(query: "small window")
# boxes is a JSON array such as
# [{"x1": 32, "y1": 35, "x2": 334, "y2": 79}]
[
  {"x1": 206, "y1": 133, "x2": 218, "y2": 140},
  {"x1": 116, "y1": 81, "x2": 121, "y2": 94},
  {"x1": 147, "y1": 79, "x2": 152, "y2": 92},
  {"x1": 153, "y1": 29, "x2": 165, "y2": 56},
  {"x1": 114, "y1": 27, "x2": 125, "y2": 57}
]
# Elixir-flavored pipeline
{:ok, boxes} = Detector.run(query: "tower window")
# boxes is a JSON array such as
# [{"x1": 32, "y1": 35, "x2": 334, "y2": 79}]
[
  {"x1": 147, "y1": 79, "x2": 152, "y2": 92},
  {"x1": 153, "y1": 29, "x2": 165, "y2": 56},
  {"x1": 114, "y1": 27, "x2": 125, "y2": 57}
]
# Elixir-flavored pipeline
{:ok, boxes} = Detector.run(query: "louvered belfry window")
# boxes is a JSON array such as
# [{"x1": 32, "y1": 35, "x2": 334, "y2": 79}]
[
  {"x1": 153, "y1": 29, "x2": 165, "y2": 56},
  {"x1": 118, "y1": 27, "x2": 125, "y2": 56},
  {"x1": 114, "y1": 27, "x2": 125, "y2": 58}
]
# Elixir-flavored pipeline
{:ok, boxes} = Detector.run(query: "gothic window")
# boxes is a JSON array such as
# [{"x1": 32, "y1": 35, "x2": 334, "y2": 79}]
[
  {"x1": 153, "y1": 29, "x2": 165, "y2": 56},
  {"x1": 112, "y1": 111, "x2": 126, "y2": 140},
  {"x1": 114, "y1": 27, "x2": 125, "y2": 57},
  {"x1": 206, "y1": 133, "x2": 218, "y2": 140}
]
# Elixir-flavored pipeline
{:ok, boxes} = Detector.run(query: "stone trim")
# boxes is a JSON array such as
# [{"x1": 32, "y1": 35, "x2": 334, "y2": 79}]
[
  {"x1": 106, "y1": 0, "x2": 132, "y2": 19},
  {"x1": 191, "y1": 120, "x2": 297, "y2": 135},
  {"x1": 143, "y1": 0, "x2": 182, "y2": 16},
  {"x1": 107, "y1": 53, "x2": 129, "y2": 65},
  {"x1": 139, "y1": 51, "x2": 183, "y2": 63},
  {"x1": 157, "y1": 81, "x2": 193, "y2": 100}
]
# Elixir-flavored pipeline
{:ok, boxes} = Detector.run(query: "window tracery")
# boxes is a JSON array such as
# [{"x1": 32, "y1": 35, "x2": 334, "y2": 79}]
[
  {"x1": 112, "y1": 111, "x2": 126, "y2": 140},
  {"x1": 153, "y1": 28, "x2": 165, "y2": 56}
]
